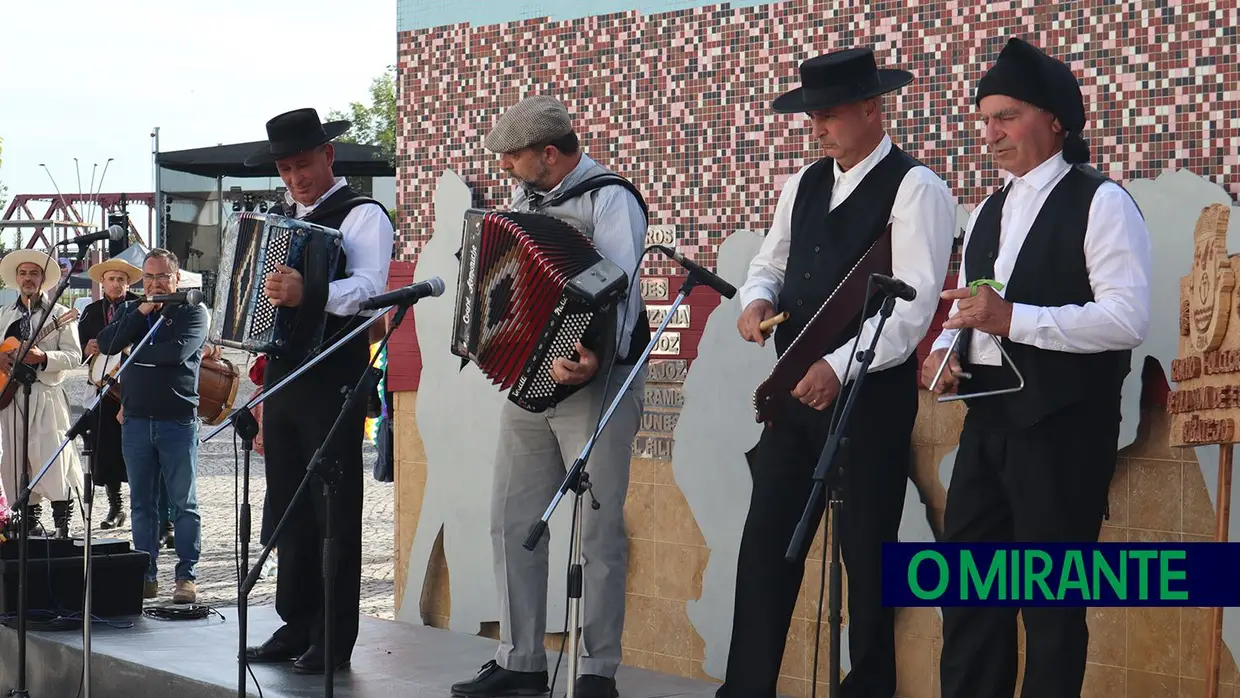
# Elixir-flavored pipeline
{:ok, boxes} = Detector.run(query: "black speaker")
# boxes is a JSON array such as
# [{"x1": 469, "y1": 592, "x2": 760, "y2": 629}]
[
  {"x1": 107, "y1": 213, "x2": 130, "y2": 258},
  {"x1": 0, "y1": 537, "x2": 149, "y2": 618}
]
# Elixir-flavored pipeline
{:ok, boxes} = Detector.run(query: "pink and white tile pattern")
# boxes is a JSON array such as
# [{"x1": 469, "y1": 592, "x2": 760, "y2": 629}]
[{"x1": 395, "y1": 0, "x2": 1240, "y2": 272}]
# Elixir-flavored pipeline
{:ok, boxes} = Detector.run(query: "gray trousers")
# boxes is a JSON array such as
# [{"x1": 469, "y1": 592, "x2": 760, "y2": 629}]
[{"x1": 491, "y1": 367, "x2": 644, "y2": 677}]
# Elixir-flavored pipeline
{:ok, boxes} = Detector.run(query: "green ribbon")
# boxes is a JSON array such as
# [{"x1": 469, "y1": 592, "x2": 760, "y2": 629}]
[{"x1": 968, "y1": 278, "x2": 1004, "y2": 296}]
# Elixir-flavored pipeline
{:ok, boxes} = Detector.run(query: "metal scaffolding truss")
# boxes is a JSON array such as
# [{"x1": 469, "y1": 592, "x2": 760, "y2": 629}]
[{"x1": 1, "y1": 192, "x2": 155, "y2": 248}]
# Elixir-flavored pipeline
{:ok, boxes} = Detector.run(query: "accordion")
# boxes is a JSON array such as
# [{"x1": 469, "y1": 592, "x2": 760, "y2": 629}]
[
  {"x1": 211, "y1": 211, "x2": 344, "y2": 356},
  {"x1": 451, "y1": 209, "x2": 629, "y2": 413}
]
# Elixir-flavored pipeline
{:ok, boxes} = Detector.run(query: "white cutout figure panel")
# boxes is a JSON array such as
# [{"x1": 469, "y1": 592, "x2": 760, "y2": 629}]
[{"x1": 399, "y1": 170, "x2": 574, "y2": 634}]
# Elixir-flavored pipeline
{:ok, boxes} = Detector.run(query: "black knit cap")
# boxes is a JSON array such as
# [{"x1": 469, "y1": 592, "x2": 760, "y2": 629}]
[{"x1": 975, "y1": 37, "x2": 1090, "y2": 164}]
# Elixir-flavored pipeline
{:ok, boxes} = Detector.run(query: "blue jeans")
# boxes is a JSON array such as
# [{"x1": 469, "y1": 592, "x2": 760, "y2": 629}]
[{"x1": 122, "y1": 415, "x2": 201, "y2": 582}]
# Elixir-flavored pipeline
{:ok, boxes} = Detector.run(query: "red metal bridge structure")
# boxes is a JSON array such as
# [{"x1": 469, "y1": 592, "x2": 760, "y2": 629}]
[{"x1": 1, "y1": 192, "x2": 155, "y2": 248}]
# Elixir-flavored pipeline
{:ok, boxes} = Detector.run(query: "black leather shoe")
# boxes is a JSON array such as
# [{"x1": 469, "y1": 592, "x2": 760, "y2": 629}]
[
  {"x1": 243, "y1": 635, "x2": 307, "y2": 664},
  {"x1": 575, "y1": 675, "x2": 619, "y2": 698},
  {"x1": 292, "y1": 645, "x2": 351, "y2": 674},
  {"x1": 450, "y1": 660, "x2": 549, "y2": 696}
]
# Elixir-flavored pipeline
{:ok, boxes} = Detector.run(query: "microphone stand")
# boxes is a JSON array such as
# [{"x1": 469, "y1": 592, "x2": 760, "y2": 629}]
[
  {"x1": 229, "y1": 306, "x2": 393, "y2": 698},
  {"x1": 231, "y1": 405, "x2": 258, "y2": 698},
  {"x1": 7, "y1": 296, "x2": 168, "y2": 698},
  {"x1": 522, "y1": 270, "x2": 708, "y2": 697},
  {"x1": 1, "y1": 240, "x2": 95, "y2": 698},
  {"x1": 784, "y1": 289, "x2": 900, "y2": 698}
]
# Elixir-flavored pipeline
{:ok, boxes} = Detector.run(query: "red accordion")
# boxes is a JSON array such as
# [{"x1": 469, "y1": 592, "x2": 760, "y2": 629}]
[{"x1": 451, "y1": 209, "x2": 629, "y2": 412}]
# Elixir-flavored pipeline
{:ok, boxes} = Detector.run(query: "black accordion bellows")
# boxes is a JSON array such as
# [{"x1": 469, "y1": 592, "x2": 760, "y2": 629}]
[{"x1": 451, "y1": 209, "x2": 629, "y2": 413}]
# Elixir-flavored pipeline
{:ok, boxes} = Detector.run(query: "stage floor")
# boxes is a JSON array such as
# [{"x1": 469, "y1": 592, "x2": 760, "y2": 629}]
[{"x1": 0, "y1": 603, "x2": 722, "y2": 697}]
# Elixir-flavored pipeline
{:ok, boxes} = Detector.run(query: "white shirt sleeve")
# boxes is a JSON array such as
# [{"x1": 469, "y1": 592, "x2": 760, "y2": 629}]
[
  {"x1": 823, "y1": 166, "x2": 958, "y2": 383},
  {"x1": 737, "y1": 165, "x2": 811, "y2": 309},
  {"x1": 588, "y1": 186, "x2": 648, "y2": 358},
  {"x1": 1006, "y1": 182, "x2": 1152, "y2": 352},
  {"x1": 325, "y1": 203, "x2": 396, "y2": 317}
]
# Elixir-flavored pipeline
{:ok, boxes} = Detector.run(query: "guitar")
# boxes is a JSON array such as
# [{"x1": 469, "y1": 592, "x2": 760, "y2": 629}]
[{"x1": 0, "y1": 307, "x2": 80, "y2": 410}]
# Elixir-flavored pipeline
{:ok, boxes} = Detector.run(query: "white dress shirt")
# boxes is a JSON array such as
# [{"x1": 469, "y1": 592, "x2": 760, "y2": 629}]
[
  {"x1": 739, "y1": 134, "x2": 958, "y2": 383},
  {"x1": 930, "y1": 152, "x2": 1151, "y2": 365},
  {"x1": 286, "y1": 177, "x2": 396, "y2": 317}
]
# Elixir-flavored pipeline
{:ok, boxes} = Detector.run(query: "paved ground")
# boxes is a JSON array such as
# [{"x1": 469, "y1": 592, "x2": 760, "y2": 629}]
[{"x1": 60, "y1": 347, "x2": 397, "y2": 620}]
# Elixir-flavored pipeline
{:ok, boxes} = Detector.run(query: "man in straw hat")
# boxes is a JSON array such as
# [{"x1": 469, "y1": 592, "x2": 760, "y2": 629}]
[
  {"x1": 239, "y1": 108, "x2": 394, "y2": 674},
  {"x1": 451, "y1": 95, "x2": 648, "y2": 698},
  {"x1": 78, "y1": 256, "x2": 142, "y2": 530},
  {"x1": 0, "y1": 248, "x2": 84, "y2": 538},
  {"x1": 924, "y1": 37, "x2": 1150, "y2": 698},
  {"x1": 718, "y1": 47, "x2": 957, "y2": 697}
]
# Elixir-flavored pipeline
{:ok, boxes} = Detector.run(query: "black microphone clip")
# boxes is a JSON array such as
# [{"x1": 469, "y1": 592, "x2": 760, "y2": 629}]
[
  {"x1": 652, "y1": 245, "x2": 737, "y2": 299},
  {"x1": 870, "y1": 273, "x2": 916, "y2": 302}
]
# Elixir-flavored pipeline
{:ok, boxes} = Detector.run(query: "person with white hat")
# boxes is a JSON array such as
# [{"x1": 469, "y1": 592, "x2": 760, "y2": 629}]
[
  {"x1": 0, "y1": 248, "x2": 84, "y2": 538},
  {"x1": 78, "y1": 257, "x2": 144, "y2": 530}
]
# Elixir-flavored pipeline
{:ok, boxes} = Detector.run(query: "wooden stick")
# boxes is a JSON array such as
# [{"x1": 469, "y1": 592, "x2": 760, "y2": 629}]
[
  {"x1": 759, "y1": 312, "x2": 789, "y2": 333},
  {"x1": 1206, "y1": 445, "x2": 1233, "y2": 698}
]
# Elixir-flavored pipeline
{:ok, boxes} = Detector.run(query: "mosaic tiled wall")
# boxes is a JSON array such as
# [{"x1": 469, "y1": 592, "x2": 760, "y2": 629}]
[{"x1": 395, "y1": 0, "x2": 1240, "y2": 270}]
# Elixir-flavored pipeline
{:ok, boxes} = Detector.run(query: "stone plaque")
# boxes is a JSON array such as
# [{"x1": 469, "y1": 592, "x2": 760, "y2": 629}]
[
  {"x1": 645, "y1": 224, "x2": 676, "y2": 247},
  {"x1": 645, "y1": 359, "x2": 687, "y2": 383},
  {"x1": 633, "y1": 359, "x2": 687, "y2": 460},
  {"x1": 641, "y1": 277, "x2": 669, "y2": 301},
  {"x1": 641, "y1": 409, "x2": 681, "y2": 434},
  {"x1": 647, "y1": 304, "x2": 691, "y2": 329},
  {"x1": 644, "y1": 385, "x2": 684, "y2": 408},
  {"x1": 650, "y1": 332, "x2": 682, "y2": 356},
  {"x1": 632, "y1": 434, "x2": 674, "y2": 459},
  {"x1": 1168, "y1": 204, "x2": 1240, "y2": 446}
]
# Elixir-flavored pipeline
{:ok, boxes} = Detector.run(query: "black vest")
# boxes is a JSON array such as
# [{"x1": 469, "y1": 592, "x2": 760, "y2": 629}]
[
  {"x1": 775, "y1": 146, "x2": 919, "y2": 361},
  {"x1": 960, "y1": 165, "x2": 1132, "y2": 427},
  {"x1": 267, "y1": 184, "x2": 389, "y2": 375}
]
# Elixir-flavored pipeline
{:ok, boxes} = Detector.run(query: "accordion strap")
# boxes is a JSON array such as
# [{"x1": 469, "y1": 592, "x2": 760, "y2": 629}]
[
  {"x1": 537, "y1": 173, "x2": 650, "y2": 223},
  {"x1": 751, "y1": 225, "x2": 894, "y2": 425}
]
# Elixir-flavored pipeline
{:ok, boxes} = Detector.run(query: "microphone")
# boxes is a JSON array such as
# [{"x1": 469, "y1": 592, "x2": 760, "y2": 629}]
[
  {"x1": 57, "y1": 225, "x2": 126, "y2": 246},
  {"x1": 870, "y1": 273, "x2": 917, "y2": 302},
  {"x1": 359, "y1": 277, "x2": 447, "y2": 310},
  {"x1": 147, "y1": 289, "x2": 204, "y2": 305},
  {"x1": 651, "y1": 245, "x2": 737, "y2": 299}
]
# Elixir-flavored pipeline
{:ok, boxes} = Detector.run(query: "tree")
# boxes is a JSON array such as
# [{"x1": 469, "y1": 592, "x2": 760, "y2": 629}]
[
  {"x1": 327, "y1": 65, "x2": 396, "y2": 165},
  {"x1": 327, "y1": 66, "x2": 397, "y2": 228}
]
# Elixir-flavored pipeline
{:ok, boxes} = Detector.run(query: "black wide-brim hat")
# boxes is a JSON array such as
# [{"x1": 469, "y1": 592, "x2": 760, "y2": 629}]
[
  {"x1": 243, "y1": 108, "x2": 352, "y2": 167},
  {"x1": 772, "y1": 47, "x2": 914, "y2": 113}
]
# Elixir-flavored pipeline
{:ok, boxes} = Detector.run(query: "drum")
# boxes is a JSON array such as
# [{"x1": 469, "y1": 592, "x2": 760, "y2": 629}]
[
  {"x1": 87, "y1": 352, "x2": 125, "y2": 403},
  {"x1": 198, "y1": 355, "x2": 240, "y2": 426}
]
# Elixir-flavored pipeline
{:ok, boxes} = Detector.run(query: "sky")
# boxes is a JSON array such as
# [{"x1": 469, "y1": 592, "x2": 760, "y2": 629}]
[{"x1": 0, "y1": 0, "x2": 397, "y2": 244}]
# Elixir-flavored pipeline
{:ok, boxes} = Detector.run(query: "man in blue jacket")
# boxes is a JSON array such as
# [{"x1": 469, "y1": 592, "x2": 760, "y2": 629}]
[{"x1": 98, "y1": 248, "x2": 207, "y2": 604}]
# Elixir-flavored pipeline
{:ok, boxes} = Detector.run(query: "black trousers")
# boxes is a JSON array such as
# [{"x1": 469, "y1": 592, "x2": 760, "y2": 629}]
[
  {"x1": 86, "y1": 396, "x2": 127, "y2": 487},
  {"x1": 717, "y1": 358, "x2": 917, "y2": 698},
  {"x1": 262, "y1": 335, "x2": 370, "y2": 657},
  {"x1": 939, "y1": 398, "x2": 1120, "y2": 698}
]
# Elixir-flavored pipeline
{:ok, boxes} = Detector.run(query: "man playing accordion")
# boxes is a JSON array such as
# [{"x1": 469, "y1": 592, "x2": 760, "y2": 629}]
[
  {"x1": 240, "y1": 108, "x2": 395, "y2": 675},
  {"x1": 452, "y1": 95, "x2": 649, "y2": 698}
]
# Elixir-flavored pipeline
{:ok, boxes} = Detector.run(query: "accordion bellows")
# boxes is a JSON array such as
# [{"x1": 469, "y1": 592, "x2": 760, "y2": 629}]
[
  {"x1": 451, "y1": 209, "x2": 629, "y2": 413},
  {"x1": 213, "y1": 211, "x2": 343, "y2": 356}
]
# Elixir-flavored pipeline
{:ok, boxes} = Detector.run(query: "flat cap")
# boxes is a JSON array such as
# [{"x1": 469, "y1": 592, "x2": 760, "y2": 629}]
[{"x1": 484, "y1": 95, "x2": 574, "y2": 153}]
